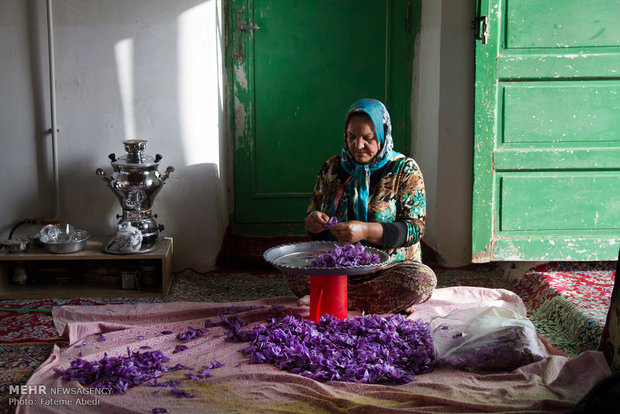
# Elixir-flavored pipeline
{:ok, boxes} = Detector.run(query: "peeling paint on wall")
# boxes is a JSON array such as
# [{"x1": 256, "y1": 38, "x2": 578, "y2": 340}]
[
  {"x1": 233, "y1": 96, "x2": 247, "y2": 141},
  {"x1": 234, "y1": 63, "x2": 248, "y2": 91},
  {"x1": 472, "y1": 244, "x2": 492, "y2": 263}
]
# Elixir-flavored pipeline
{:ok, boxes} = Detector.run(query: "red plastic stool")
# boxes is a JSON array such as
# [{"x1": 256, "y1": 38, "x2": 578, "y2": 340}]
[{"x1": 309, "y1": 275, "x2": 348, "y2": 323}]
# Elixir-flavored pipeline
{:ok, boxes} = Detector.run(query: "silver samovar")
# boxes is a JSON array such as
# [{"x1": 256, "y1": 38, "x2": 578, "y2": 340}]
[{"x1": 96, "y1": 139, "x2": 174, "y2": 247}]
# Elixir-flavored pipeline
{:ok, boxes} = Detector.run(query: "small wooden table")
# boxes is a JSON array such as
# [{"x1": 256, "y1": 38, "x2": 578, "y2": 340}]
[{"x1": 0, "y1": 236, "x2": 173, "y2": 299}]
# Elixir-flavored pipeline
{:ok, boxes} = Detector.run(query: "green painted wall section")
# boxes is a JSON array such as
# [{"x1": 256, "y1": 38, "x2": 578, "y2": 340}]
[{"x1": 252, "y1": 1, "x2": 387, "y2": 197}]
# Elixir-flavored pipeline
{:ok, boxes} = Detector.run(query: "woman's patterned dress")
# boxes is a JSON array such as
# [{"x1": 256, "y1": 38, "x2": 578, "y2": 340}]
[{"x1": 286, "y1": 154, "x2": 437, "y2": 314}]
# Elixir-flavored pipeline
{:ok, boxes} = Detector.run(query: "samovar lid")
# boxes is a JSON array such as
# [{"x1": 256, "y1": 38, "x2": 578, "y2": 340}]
[{"x1": 111, "y1": 139, "x2": 160, "y2": 168}]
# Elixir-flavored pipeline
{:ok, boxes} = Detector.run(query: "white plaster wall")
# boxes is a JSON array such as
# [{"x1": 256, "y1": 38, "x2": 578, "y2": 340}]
[
  {"x1": 415, "y1": 0, "x2": 475, "y2": 266},
  {"x1": 0, "y1": 1, "x2": 53, "y2": 230},
  {"x1": 0, "y1": 0, "x2": 227, "y2": 271}
]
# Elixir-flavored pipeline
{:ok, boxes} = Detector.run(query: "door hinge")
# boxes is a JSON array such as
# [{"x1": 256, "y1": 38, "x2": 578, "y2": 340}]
[
  {"x1": 240, "y1": 23, "x2": 261, "y2": 32},
  {"x1": 405, "y1": 1, "x2": 412, "y2": 34},
  {"x1": 235, "y1": 8, "x2": 261, "y2": 61}
]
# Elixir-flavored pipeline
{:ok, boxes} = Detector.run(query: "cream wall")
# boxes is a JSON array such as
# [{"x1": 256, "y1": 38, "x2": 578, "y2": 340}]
[
  {"x1": 415, "y1": 0, "x2": 475, "y2": 267},
  {"x1": 0, "y1": 0, "x2": 475, "y2": 270}
]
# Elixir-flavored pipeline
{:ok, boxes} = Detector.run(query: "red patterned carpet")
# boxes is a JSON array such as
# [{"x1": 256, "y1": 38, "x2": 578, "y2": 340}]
[
  {"x1": 0, "y1": 299, "x2": 126, "y2": 344},
  {"x1": 515, "y1": 262, "x2": 614, "y2": 324},
  {"x1": 512, "y1": 262, "x2": 616, "y2": 355}
]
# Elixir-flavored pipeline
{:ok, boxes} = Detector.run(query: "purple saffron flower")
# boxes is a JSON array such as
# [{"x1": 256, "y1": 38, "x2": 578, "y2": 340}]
[
  {"x1": 137, "y1": 335, "x2": 146, "y2": 341},
  {"x1": 172, "y1": 345, "x2": 189, "y2": 354},
  {"x1": 309, "y1": 243, "x2": 380, "y2": 268},
  {"x1": 220, "y1": 315, "x2": 256, "y2": 342},
  {"x1": 177, "y1": 326, "x2": 209, "y2": 342},
  {"x1": 186, "y1": 368, "x2": 213, "y2": 380},
  {"x1": 170, "y1": 387, "x2": 194, "y2": 399},
  {"x1": 169, "y1": 363, "x2": 189, "y2": 371},
  {"x1": 152, "y1": 408, "x2": 167, "y2": 413},
  {"x1": 53, "y1": 349, "x2": 172, "y2": 394},
  {"x1": 96, "y1": 333, "x2": 107, "y2": 342},
  {"x1": 326, "y1": 216, "x2": 338, "y2": 228}
]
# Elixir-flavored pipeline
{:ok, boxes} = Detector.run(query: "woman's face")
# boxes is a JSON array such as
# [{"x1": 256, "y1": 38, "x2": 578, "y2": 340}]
[{"x1": 346, "y1": 116, "x2": 380, "y2": 164}]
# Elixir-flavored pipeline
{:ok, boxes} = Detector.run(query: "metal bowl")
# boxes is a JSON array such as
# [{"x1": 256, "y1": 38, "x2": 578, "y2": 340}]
[
  {"x1": 42, "y1": 230, "x2": 90, "y2": 254},
  {"x1": 40, "y1": 223, "x2": 75, "y2": 244},
  {"x1": 1, "y1": 238, "x2": 31, "y2": 253},
  {"x1": 263, "y1": 241, "x2": 390, "y2": 276}
]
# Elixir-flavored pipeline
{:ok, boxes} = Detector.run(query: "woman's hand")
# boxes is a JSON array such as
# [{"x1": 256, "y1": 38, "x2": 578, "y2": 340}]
[
  {"x1": 330, "y1": 221, "x2": 384, "y2": 245},
  {"x1": 305, "y1": 211, "x2": 330, "y2": 234}
]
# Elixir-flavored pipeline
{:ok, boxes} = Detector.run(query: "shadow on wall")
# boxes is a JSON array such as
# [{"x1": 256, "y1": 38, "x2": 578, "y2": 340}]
[
  {"x1": 26, "y1": 0, "x2": 56, "y2": 213},
  {"x1": 155, "y1": 162, "x2": 221, "y2": 271}
]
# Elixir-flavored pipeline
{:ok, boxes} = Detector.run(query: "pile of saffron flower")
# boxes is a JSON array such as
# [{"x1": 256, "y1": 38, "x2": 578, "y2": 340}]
[
  {"x1": 222, "y1": 311, "x2": 435, "y2": 384},
  {"x1": 53, "y1": 348, "x2": 187, "y2": 395},
  {"x1": 309, "y1": 242, "x2": 381, "y2": 268}
]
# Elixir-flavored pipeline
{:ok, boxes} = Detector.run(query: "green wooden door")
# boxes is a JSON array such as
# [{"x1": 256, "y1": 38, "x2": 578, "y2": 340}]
[
  {"x1": 473, "y1": 0, "x2": 620, "y2": 262},
  {"x1": 229, "y1": 0, "x2": 418, "y2": 235}
]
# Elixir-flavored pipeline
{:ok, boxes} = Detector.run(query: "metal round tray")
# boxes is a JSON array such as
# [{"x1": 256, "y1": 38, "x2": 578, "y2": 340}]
[{"x1": 263, "y1": 241, "x2": 389, "y2": 276}]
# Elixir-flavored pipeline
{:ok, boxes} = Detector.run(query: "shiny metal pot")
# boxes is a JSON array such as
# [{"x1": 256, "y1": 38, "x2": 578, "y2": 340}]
[{"x1": 96, "y1": 139, "x2": 174, "y2": 247}]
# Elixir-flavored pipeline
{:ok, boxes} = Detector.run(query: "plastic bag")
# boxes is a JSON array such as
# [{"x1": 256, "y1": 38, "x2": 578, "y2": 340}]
[{"x1": 430, "y1": 306, "x2": 547, "y2": 371}]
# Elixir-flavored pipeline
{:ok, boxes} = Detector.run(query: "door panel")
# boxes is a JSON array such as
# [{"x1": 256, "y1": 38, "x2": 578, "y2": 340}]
[
  {"x1": 505, "y1": 0, "x2": 620, "y2": 48},
  {"x1": 502, "y1": 82, "x2": 620, "y2": 144},
  {"x1": 230, "y1": 0, "x2": 418, "y2": 233},
  {"x1": 499, "y1": 174, "x2": 620, "y2": 232},
  {"x1": 473, "y1": 0, "x2": 620, "y2": 262}
]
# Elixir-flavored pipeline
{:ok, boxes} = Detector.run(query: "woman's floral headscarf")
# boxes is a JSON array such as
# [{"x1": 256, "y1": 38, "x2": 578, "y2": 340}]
[{"x1": 339, "y1": 98, "x2": 402, "y2": 222}]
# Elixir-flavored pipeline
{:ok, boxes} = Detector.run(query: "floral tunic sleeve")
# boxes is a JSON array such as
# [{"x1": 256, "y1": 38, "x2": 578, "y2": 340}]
[{"x1": 307, "y1": 154, "x2": 427, "y2": 264}]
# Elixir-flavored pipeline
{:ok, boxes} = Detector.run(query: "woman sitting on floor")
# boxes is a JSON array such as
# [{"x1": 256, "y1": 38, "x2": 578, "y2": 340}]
[{"x1": 286, "y1": 98, "x2": 437, "y2": 314}]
